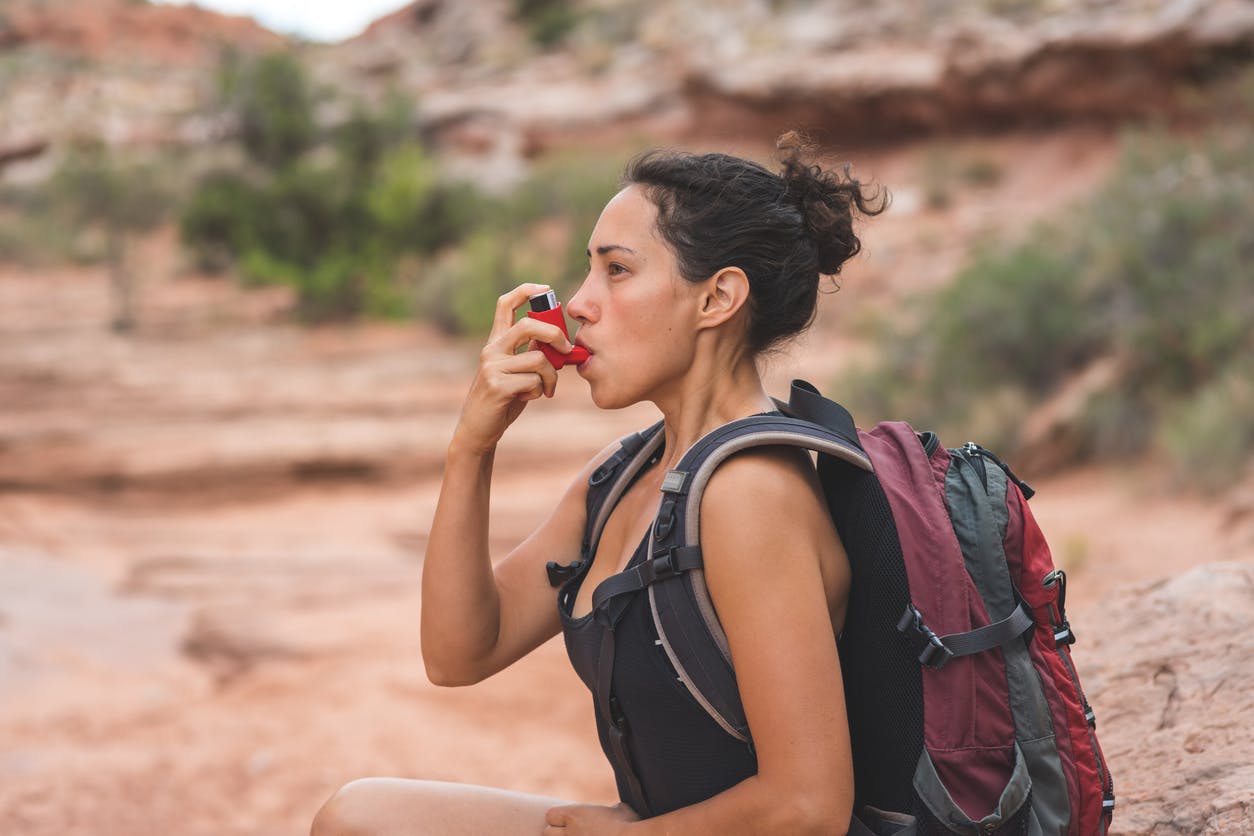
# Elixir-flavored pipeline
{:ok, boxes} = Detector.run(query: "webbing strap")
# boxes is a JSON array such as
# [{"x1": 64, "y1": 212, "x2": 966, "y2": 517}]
[
  {"x1": 591, "y1": 546, "x2": 703, "y2": 615},
  {"x1": 595, "y1": 627, "x2": 649, "y2": 815},
  {"x1": 785, "y1": 379, "x2": 862, "y2": 453},
  {"x1": 897, "y1": 602, "x2": 1035, "y2": 670}
]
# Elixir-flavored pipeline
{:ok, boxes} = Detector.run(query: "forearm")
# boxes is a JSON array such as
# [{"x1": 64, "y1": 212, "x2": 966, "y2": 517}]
[
  {"x1": 420, "y1": 441, "x2": 502, "y2": 684},
  {"x1": 623, "y1": 775, "x2": 845, "y2": 836}
]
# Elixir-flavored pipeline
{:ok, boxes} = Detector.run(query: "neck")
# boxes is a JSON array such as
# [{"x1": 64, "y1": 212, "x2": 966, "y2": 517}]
[{"x1": 651, "y1": 341, "x2": 774, "y2": 469}]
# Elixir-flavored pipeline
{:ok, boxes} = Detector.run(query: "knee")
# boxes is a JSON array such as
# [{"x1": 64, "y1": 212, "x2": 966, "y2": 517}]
[{"x1": 311, "y1": 778, "x2": 388, "y2": 836}]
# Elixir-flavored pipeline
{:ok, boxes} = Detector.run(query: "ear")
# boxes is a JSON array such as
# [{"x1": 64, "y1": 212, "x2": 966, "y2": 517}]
[{"x1": 695, "y1": 267, "x2": 750, "y2": 331}]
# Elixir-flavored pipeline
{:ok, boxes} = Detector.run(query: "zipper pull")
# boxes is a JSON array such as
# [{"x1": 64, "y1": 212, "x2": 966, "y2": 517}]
[{"x1": 964, "y1": 441, "x2": 1036, "y2": 500}]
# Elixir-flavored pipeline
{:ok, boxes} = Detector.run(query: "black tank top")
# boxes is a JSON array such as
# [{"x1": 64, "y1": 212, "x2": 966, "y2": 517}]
[{"x1": 558, "y1": 460, "x2": 757, "y2": 817}]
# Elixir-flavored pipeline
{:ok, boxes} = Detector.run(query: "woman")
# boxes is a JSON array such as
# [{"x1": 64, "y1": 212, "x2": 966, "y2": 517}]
[{"x1": 312, "y1": 135, "x2": 885, "y2": 835}]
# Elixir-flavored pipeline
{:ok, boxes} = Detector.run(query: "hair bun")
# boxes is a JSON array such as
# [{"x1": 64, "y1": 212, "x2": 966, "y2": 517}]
[{"x1": 776, "y1": 131, "x2": 888, "y2": 276}]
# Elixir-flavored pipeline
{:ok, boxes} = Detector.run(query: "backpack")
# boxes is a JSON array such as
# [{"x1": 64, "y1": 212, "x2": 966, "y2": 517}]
[{"x1": 563, "y1": 379, "x2": 1115, "y2": 835}]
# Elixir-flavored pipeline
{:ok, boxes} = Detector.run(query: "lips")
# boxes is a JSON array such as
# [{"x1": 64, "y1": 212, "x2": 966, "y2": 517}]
[{"x1": 573, "y1": 339, "x2": 593, "y2": 369}]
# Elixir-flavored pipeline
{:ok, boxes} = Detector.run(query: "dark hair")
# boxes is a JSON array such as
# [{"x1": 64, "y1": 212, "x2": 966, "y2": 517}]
[{"x1": 622, "y1": 132, "x2": 887, "y2": 355}]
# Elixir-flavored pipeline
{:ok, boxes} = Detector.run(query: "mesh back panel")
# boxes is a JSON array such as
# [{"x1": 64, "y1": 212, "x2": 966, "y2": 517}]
[{"x1": 823, "y1": 455, "x2": 924, "y2": 815}]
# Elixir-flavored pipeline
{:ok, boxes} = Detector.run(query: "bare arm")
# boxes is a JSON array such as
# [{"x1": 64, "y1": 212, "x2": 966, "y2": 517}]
[
  {"x1": 421, "y1": 283, "x2": 612, "y2": 686},
  {"x1": 546, "y1": 447, "x2": 853, "y2": 835}
]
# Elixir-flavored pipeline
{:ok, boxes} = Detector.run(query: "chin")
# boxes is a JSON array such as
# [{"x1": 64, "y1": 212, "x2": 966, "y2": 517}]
[
  {"x1": 584, "y1": 375, "x2": 636, "y2": 411},
  {"x1": 588, "y1": 386, "x2": 624, "y2": 410}
]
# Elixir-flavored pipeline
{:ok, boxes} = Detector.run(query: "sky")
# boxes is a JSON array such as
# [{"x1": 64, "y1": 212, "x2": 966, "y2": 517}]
[{"x1": 152, "y1": 0, "x2": 414, "y2": 43}]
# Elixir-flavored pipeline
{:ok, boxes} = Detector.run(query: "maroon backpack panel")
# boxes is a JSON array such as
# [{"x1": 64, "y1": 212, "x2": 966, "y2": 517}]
[{"x1": 862, "y1": 423, "x2": 1018, "y2": 821}]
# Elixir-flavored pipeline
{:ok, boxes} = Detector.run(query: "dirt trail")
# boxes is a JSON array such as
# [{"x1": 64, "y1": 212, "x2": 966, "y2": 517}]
[{"x1": 2, "y1": 131, "x2": 1251, "y2": 834}]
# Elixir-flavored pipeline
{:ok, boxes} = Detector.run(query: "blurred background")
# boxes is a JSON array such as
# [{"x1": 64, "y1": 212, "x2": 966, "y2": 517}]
[{"x1": 1, "y1": 0, "x2": 1252, "y2": 833}]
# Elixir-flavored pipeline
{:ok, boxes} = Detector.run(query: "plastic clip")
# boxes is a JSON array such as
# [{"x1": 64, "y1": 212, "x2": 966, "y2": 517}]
[
  {"x1": 546, "y1": 560, "x2": 583, "y2": 588},
  {"x1": 897, "y1": 604, "x2": 955, "y2": 670}
]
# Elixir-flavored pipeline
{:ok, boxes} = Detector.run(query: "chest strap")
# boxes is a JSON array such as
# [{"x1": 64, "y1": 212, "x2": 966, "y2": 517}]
[{"x1": 590, "y1": 545, "x2": 703, "y2": 618}]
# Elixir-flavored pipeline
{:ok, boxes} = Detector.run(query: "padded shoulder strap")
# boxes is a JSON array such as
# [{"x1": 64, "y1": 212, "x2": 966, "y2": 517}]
[
  {"x1": 583, "y1": 420, "x2": 665, "y2": 564},
  {"x1": 552, "y1": 422, "x2": 665, "y2": 589},
  {"x1": 644, "y1": 407, "x2": 873, "y2": 742},
  {"x1": 785, "y1": 379, "x2": 861, "y2": 452},
  {"x1": 662, "y1": 410, "x2": 871, "y2": 551}
]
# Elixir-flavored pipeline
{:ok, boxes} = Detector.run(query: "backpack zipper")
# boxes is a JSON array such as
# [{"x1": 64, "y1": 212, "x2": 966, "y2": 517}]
[
  {"x1": 1043, "y1": 570, "x2": 1115, "y2": 828},
  {"x1": 962, "y1": 441, "x2": 1036, "y2": 500}
]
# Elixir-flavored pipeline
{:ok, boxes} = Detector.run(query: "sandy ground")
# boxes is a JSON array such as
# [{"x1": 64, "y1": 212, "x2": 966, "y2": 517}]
[{"x1": 3, "y1": 129, "x2": 1251, "y2": 835}]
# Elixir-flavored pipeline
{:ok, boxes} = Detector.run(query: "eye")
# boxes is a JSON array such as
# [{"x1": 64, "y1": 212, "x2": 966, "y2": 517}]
[{"x1": 607, "y1": 262, "x2": 628, "y2": 277}]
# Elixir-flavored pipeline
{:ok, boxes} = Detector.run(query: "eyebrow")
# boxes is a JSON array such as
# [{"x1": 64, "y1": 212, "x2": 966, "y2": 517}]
[{"x1": 587, "y1": 244, "x2": 638, "y2": 258}]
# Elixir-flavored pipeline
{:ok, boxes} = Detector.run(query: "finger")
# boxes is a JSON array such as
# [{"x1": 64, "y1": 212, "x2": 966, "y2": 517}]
[
  {"x1": 545, "y1": 806, "x2": 568, "y2": 826},
  {"x1": 515, "y1": 317, "x2": 571, "y2": 354},
  {"x1": 484, "y1": 316, "x2": 570, "y2": 361},
  {"x1": 498, "y1": 349, "x2": 559, "y2": 398},
  {"x1": 529, "y1": 348, "x2": 559, "y2": 397},
  {"x1": 484, "y1": 362, "x2": 545, "y2": 402},
  {"x1": 489, "y1": 283, "x2": 552, "y2": 340}
]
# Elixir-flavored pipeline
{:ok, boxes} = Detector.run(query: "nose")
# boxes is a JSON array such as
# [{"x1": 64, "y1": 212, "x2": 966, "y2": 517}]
[{"x1": 566, "y1": 275, "x2": 595, "y2": 324}]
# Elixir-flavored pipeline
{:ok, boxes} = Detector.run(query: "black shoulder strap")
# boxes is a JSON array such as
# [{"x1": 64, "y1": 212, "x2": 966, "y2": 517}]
[
  {"x1": 579, "y1": 382, "x2": 872, "y2": 745},
  {"x1": 621, "y1": 395, "x2": 872, "y2": 742},
  {"x1": 584, "y1": 420, "x2": 664, "y2": 560},
  {"x1": 547, "y1": 421, "x2": 665, "y2": 589},
  {"x1": 785, "y1": 379, "x2": 861, "y2": 452}
]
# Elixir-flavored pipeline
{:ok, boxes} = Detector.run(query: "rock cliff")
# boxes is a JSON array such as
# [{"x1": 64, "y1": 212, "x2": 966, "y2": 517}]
[
  {"x1": 1083, "y1": 561, "x2": 1254, "y2": 834},
  {"x1": 4, "y1": 0, "x2": 1254, "y2": 182}
]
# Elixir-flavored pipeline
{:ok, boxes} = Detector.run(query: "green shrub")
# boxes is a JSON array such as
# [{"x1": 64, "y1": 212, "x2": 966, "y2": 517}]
[
  {"x1": 0, "y1": 185, "x2": 77, "y2": 265},
  {"x1": 366, "y1": 144, "x2": 482, "y2": 255},
  {"x1": 44, "y1": 142, "x2": 177, "y2": 330},
  {"x1": 513, "y1": 0, "x2": 583, "y2": 48},
  {"x1": 414, "y1": 232, "x2": 505, "y2": 336},
  {"x1": 335, "y1": 92, "x2": 415, "y2": 176},
  {"x1": 1158, "y1": 359, "x2": 1254, "y2": 493},
  {"x1": 180, "y1": 169, "x2": 268, "y2": 272},
  {"x1": 181, "y1": 47, "x2": 492, "y2": 323},
  {"x1": 180, "y1": 49, "x2": 620, "y2": 328},
  {"x1": 220, "y1": 49, "x2": 318, "y2": 170},
  {"x1": 839, "y1": 127, "x2": 1254, "y2": 487}
]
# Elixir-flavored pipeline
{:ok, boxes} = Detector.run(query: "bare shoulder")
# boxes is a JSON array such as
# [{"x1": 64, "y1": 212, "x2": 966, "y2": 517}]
[
  {"x1": 699, "y1": 445, "x2": 848, "y2": 615},
  {"x1": 700, "y1": 445, "x2": 827, "y2": 526}
]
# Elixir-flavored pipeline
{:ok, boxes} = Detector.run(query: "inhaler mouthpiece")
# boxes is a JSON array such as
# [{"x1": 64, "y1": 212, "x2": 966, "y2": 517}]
[{"x1": 526, "y1": 291, "x2": 589, "y2": 369}]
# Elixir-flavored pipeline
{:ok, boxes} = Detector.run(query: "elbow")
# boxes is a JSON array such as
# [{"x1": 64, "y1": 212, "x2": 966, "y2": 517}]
[
  {"x1": 416, "y1": 641, "x2": 484, "y2": 686},
  {"x1": 421, "y1": 654, "x2": 485, "y2": 688},
  {"x1": 420, "y1": 628, "x2": 488, "y2": 687}
]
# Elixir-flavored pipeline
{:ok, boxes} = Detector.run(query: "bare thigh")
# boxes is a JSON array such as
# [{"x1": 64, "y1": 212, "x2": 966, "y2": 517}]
[{"x1": 311, "y1": 777, "x2": 568, "y2": 836}]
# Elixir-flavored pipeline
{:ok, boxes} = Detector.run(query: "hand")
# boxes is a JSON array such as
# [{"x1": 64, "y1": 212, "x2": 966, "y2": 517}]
[
  {"x1": 543, "y1": 802, "x2": 640, "y2": 835},
  {"x1": 451, "y1": 283, "x2": 574, "y2": 456}
]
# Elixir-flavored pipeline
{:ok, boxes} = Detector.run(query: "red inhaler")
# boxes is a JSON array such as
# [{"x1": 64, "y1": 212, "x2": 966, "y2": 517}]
[{"x1": 527, "y1": 290, "x2": 590, "y2": 369}]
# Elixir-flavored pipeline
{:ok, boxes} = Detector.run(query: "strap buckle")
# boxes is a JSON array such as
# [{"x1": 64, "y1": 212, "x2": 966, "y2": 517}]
[
  {"x1": 546, "y1": 560, "x2": 583, "y2": 588},
  {"x1": 896, "y1": 604, "x2": 955, "y2": 670},
  {"x1": 641, "y1": 549, "x2": 678, "y2": 584},
  {"x1": 589, "y1": 453, "x2": 624, "y2": 486},
  {"x1": 917, "y1": 634, "x2": 955, "y2": 670},
  {"x1": 653, "y1": 498, "x2": 677, "y2": 541}
]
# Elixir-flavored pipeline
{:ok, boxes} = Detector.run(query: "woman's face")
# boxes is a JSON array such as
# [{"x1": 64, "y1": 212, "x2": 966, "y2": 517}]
[{"x1": 568, "y1": 185, "x2": 704, "y2": 410}]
